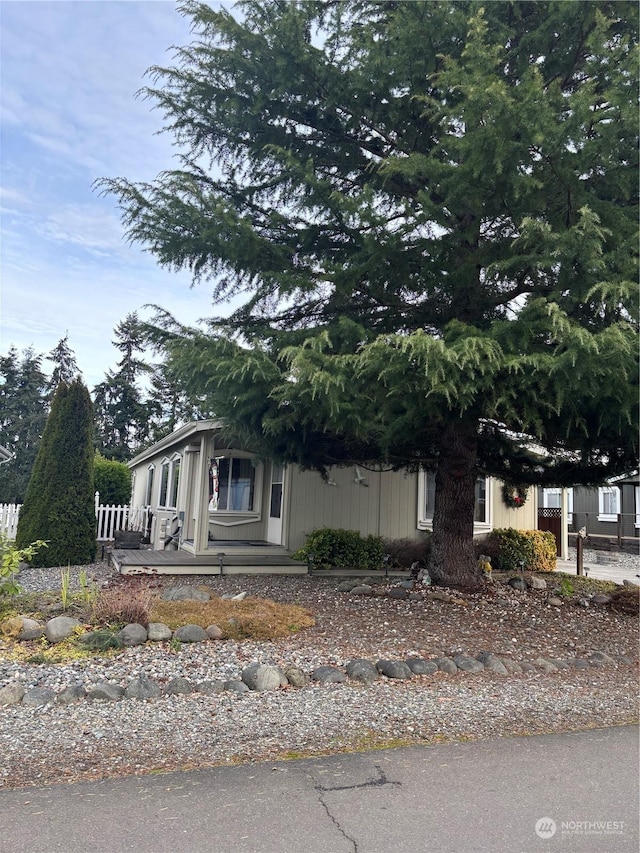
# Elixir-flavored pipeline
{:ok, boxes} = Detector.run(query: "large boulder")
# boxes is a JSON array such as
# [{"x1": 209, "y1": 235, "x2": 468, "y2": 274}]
[
  {"x1": 86, "y1": 682, "x2": 125, "y2": 701},
  {"x1": 147, "y1": 622, "x2": 173, "y2": 642},
  {"x1": 0, "y1": 682, "x2": 25, "y2": 705},
  {"x1": 405, "y1": 658, "x2": 438, "y2": 676},
  {"x1": 311, "y1": 666, "x2": 346, "y2": 684},
  {"x1": 376, "y1": 660, "x2": 413, "y2": 680},
  {"x1": 174, "y1": 624, "x2": 208, "y2": 643},
  {"x1": 453, "y1": 655, "x2": 485, "y2": 673},
  {"x1": 125, "y1": 677, "x2": 162, "y2": 701},
  {"x1": 117, "y1": 624, "x2": 148, "y2": 646},
  {"x1": 162, "y1": 586, "x2": 211, "y2": 602},
  {"x1": 346, "y1": 659, "x2": 379, "y2": 685},
  {"x1": 22, "y1": 687, "x2": 56, "y2": 707},
  {"x1": 45, "y1": 616, "x2": 81, "y2": 643},
  {"x1": 241, "y1": 663, "x2": 284, "y2": 692}
]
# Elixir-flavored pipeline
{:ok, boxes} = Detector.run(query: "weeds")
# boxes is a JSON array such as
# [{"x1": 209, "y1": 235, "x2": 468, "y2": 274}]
[
  {"x1": 91, "y1": 586, "x2": 153, "y2": 628},
  {"x1": 60, "y1": 566, "x2": 71, "y2": 611}
]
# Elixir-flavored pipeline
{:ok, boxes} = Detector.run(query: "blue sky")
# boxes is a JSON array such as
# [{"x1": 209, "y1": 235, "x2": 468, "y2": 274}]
[{"x1": 1, "y1": 1, "x2": 226, "y2": 389}]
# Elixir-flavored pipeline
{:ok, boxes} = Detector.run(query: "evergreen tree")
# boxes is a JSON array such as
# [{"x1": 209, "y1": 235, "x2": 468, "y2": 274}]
[
  {"x1": 102, "y1": 1, "x2": 638, "y2": 586},
  {"x1": 93, "y1": 313, "x2": 154, "y2": 461},
  {"x1": 46, "y1": 333, "x2": 79, "y2": 392},
  {"x1": 16, "y1": 379, "x2": 96, "y2": 567},
  {"x1": 0, "y1": 346, "x2": 49, "y2": 503}
]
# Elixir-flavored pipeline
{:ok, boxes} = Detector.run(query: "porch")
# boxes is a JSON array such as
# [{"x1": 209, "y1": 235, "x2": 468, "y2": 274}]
[{"x1": 110, "y1": 544, "x2": 308, "y2": 576}]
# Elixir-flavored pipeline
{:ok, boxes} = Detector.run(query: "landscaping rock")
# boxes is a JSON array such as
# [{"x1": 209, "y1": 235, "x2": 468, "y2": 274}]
[
  {"x1": 399, "y1": 580, "x2": 414, "y2": 589},
  {"x1": 117, "y1": 623, "x2": 148, "y2": 646},
  {"x1": 428, "y1": 591, "x2": 455, "y2": 603},
  {"x1": 567, "y1": 658, "x2": 590, "y2": 669},
  {"x1": 405, "y1": 658, "x2": 438, "y2": 676},
  {"x1": 22, "y1": 687, "x2": 56, "y2": 707},
  {"x1": 196, "y1": 680, "x2": 226, "y2": 695},
  {"x1": 591, "y1": 594, "x2": 613, "y2": 605},
  {"x1": 528, "y1": 576, "x2": 547, "y2": 590},
  {"x1": 0, "y1": 682, "x2": 25, "y2": 705},
  {"x1": 241, "y1": 663, "x2": 284, "y2": 692},
  {"x1": 147, "y1": 622, "x2": 173, "y2": 642},
  {"x1": 534, "y1": 658, "x2": 558, "y2": 673},
  {"x1": 86, "y1": 682, "x2": 125, "y2": 701},
  {"x1": 336, "y1": 581, "x2": 358, "y2": 592},
  {"x1": 284, "y1": 667, "x2": 310, "y2": 688},
  {"x1": 311, "y1": 666, "x2": 346, "y2": 684},
  {"x1": 376, "y1": 660, "x2": 413, "y2": 680},
  {"x1": 345, "y1": 659, "x2": 379, "y2": 685},
  {"x1": 453, "y1": 655, "x2": 485, "y2": 673},
  {"x1": 20, "y1": 627, "x2": 46, "y2": 641},
  {"x1": 589, "y1": 651, "x2": 616, "y2": 667},
  {"x1": 476, "y1": 652, "x2": 508, "y2": 675},
  {"x1": 435, "y1": 657, "x2": 458, "y2": 674},
  {"x1": 501, "y1": 658, "x2": 523, "y2": 675},
  {"x1": 231, "y1": 592, "x2": 248, "y2": 601},
  {"x1": 224, "y1": 680, "x2": 250, "y2": 694},
  {"x1": 349, "y1": 585, "x2": 373, "y2": 596},
  {"x1": 387, "y1": 588, "x2": 408, "y2": 600},
  {"x1": 519, "y1": 662, "x2": 536, "y2": 672},
  {"x1": 45, "y1": 615, "x2": 81, "y2": 643},
  {"x1": 162, "y1": 586, "x2": 211, "y2": 602},
  {"x1": 548, "y1": 597, "x2": 563, "y2": 607},
  {"x1": 165, "y1": 676, "x2": 196, "y2": 695},
  {"x1": 174, "y1": 624, "x2": 208, "y2": 643},
  {"x1": 125, "y1": 677, "x2": 162, "y2": 701},
  {"x1": 56, "y1": 683, "x2": 87, "y2": 705},
  {"x1": 548, "y1": 659, "x2": 570, "y2": 670},
  {"x1": 206, "y1": 624, "x2": 224, "y2": 640},
  {"x1": 508, "y1": 577, "x2": 527, "y2": 591}
]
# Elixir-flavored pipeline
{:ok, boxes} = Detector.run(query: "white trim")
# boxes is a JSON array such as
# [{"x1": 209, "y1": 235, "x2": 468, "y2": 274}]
[
  {"x1": 417, "y1": 470, "x2": 492, "y2": 533},
  {"x1": 542, "y1": 487, "x2": 573, "y2": 523},
  {"x1": 597, "y1": 486, "x2": 620, "y2": 522},
  {"x1": 635, "y1": 485, "x2": 640, "y2": 529}
]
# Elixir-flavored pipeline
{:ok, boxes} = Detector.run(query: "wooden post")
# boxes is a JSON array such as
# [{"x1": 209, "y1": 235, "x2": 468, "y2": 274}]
[
  {"x1": 617, "y1": 513, "x2": 622, "y2": 548},
  {"x1": 576, "y1": 535, "x2": 584, "y2": 576}
]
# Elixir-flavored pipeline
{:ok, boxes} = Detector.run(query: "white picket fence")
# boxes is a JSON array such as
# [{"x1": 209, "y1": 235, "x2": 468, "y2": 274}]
[{"x1": 0, "y1": 493, "x2": 151, "y2": 542}]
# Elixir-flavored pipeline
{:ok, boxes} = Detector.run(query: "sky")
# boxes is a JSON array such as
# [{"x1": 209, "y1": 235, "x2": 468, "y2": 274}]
[{"x1": 1, "y1": 0, "x2": 228, "y2": 389}]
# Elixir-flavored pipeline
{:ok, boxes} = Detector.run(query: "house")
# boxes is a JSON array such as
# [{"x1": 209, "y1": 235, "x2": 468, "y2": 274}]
[
  {"x1": 122, "y1": 419, "x2": 538, "y2": 574},
  {"x1": 539, "y1": 471, "x2": 639, "y2": 550}
]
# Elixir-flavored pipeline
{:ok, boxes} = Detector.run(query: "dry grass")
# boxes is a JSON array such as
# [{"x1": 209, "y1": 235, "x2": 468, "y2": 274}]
[
  {"x1": 149, "y1": 596, "x2": 315, "y2": 641},
  {"x1": 91, "y1": 586, "x2": 153, "y2": 628}
]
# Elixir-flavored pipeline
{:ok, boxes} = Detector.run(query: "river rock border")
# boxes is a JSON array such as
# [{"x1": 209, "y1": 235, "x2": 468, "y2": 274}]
[{"x1": 0, "y1": 649, "x2": 632, "y2": 707}]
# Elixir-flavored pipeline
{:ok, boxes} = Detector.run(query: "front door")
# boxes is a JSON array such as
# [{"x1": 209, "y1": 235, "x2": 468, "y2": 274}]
[{"x1": 266, "y1": 463, "x2": 285, "y2": 544}]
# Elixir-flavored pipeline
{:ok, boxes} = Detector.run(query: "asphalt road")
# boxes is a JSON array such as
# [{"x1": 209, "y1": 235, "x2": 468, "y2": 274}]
[{"x1": 1, "y1": 726, "x2": 637, "y2": 853}]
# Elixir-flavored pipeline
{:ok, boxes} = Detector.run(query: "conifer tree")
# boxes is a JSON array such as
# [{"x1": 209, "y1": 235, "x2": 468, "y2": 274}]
[
  {"x1": 102, "y1": 1, "x2": 638, "y2": 585},
  {"x1": 46, "y1": 333, "x2": 79, "y2": 393},
  {"x1": 0, "y1": 346, "x2": 49, "y2": 503},
  {"x1": 16, "y1": 379, "x2": 96, "y2": 567}
]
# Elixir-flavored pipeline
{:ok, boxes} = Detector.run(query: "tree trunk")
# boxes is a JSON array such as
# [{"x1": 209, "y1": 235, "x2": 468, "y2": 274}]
[{"x1": 428, "y1": 419, "x2": 482, "y2": 588}]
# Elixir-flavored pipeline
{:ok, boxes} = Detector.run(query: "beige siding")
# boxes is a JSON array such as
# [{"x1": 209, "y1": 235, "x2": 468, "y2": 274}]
[
  {"x1": 286, "y1": 466, "x2": 423, "y2": 552},
  {"x1": 490, "y1": 480, "x2": 538, "y2": 531}
]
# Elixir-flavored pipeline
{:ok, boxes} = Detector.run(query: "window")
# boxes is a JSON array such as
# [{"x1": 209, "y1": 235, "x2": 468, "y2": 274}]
[
  {"x1": 158, "y1": 455, "x2": 181, "y2": 509},
  {"x1": 209, "y1": 456, "x2": 256, "y2": 512},
  {"x1": 145, "y1": 465, "x2": 155, "y2": 506},
  {"x1": 418, "y1": 470, "x2": 490, "y2": 529},
  {"x1": 598, "y1": 486, "x2": 620, "y2": 522}
]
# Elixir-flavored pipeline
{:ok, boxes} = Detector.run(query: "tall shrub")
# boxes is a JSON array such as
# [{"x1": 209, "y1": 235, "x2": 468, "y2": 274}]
[
  {"x1": 16, "y1": 379, "x2": 96, "y2": 567},
  {"x1": 94, "y1": 453, "x2": 131, "y2": 505}
]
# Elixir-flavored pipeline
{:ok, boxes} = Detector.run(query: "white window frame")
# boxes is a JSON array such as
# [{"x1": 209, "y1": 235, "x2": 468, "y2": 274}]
[
  {"x1": 208, "y1": 451, "x2": 263, "y2": 525},
  {"x1": 542, "y1": 487, "x2": 573, "y2": 524},
  {"x1": 597, "y1": 486, "x2": 620, "y2": 522},
  {"x1": 158, "y1": 454, "x2": 182, "y2": 509},
  {"x1": 145, "y1": 464, "x2": 155, "y2": 506},
  {"x1": 418, "y1": 471, "x2": 491, "y2": 533}
]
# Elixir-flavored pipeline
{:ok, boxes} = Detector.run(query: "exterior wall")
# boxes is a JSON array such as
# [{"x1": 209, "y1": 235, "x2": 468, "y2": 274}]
[{"x1": 285, "y1": 467, "x2": 537, "y2": 553}]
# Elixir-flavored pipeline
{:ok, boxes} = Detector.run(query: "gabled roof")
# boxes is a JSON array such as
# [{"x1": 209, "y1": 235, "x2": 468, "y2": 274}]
[{"x1": 127, "y1": 419, "x2": 223, "y2": 468}]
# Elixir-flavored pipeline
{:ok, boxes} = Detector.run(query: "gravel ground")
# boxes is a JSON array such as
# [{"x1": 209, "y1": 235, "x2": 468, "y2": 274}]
[{"x1": 1, "y1": 558, "x2": 638, "y2": 790}]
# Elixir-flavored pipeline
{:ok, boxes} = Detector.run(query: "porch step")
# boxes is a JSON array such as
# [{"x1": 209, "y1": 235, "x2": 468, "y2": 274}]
[{"x1": 111, "y1": 549, "x2": 307, "y2": 577}]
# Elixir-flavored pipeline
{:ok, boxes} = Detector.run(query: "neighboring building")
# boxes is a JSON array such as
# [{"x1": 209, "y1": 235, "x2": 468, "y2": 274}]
[
  {"x1": 539, "y1": 471, "x2": 639, "y2": 547},
  {"x1": 127, "y1": 420, "x2": 537, "y2": 566}
]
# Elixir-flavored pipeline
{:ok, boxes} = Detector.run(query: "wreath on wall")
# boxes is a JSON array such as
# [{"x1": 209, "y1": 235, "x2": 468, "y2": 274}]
[{"x1": 502, "y1": 482, "x2": 529, "y2": 509}]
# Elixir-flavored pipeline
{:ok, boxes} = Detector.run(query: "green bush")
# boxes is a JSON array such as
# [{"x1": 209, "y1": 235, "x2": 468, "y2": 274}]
[
  {"x1": 293, "y1": 528, "x2": 385, "y2": 570},
  {"x1": 94, "y1": 454, "x2": 131, "y2": 505},
  {"x1": 489, "y1": 528, "x2": 557, "y2": 573},
  {"x1": 0, "y1": 533, "x2": 48, "y2": 598}
]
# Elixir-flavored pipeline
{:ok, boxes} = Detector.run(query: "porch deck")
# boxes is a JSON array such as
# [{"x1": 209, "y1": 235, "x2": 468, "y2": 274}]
[{"x1": 110, "y1": 547, "x2": 309, "y2": 576}]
